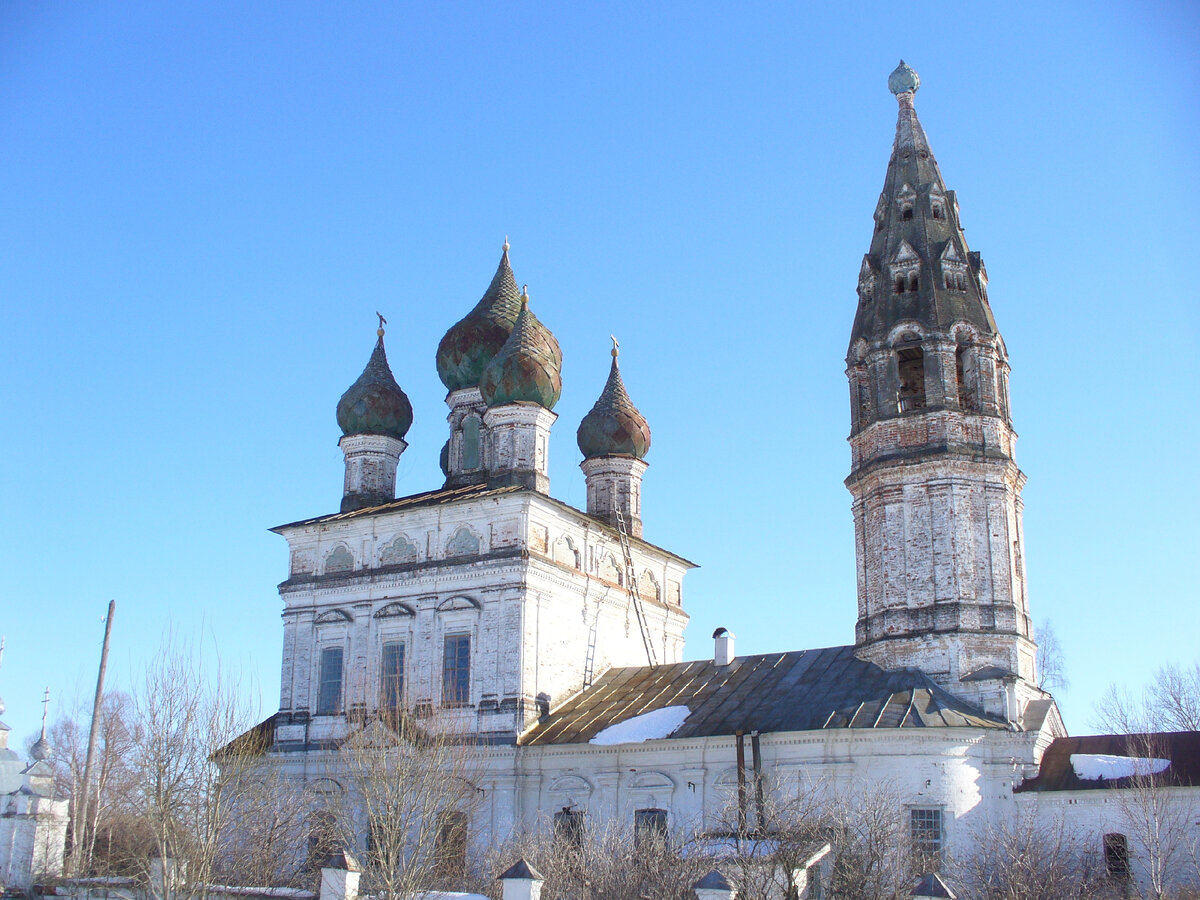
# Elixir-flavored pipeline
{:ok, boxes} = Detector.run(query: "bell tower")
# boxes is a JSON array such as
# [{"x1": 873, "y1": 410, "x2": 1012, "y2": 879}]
[{"x1": 846, "y1": 62, "x2": 1039, "y2": 720}]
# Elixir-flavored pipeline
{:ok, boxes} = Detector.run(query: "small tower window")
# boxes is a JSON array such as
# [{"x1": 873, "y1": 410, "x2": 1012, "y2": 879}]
[
  {"x1": 902, "y1": 206, "x2": 914, "y2": 220},
  {"x1": 894, "y1": 275, "x2": 906, "y2": 294},
  {"x1": 897, "y1": 348, "x2": 926, "y2": 412},
  {"x1": 932, "y1": 203, "x2": 945, "y2": 220},
  {"x1": 956, "y1": 345, "x2": 978, "y2": 411},
  {"x1": 461, "y1": 415, "x2": 481, "y2": 470},
  {"x1": 908, "y1": 273, "x2": 919, "y2": 292}
]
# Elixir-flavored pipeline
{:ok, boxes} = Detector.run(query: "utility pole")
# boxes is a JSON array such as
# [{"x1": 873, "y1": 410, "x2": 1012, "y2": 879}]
[{"x1": 73, "y1": 600, "x2": 115, "y2": 876}]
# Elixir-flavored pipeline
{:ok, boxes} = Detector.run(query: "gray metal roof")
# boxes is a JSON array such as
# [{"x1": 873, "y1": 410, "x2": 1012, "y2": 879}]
[{"x1": 521, "y1": 644, "x2": 1006, "y2": 746}]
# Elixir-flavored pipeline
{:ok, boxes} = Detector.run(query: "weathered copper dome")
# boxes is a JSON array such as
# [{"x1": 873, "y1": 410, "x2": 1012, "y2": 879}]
[
  {"x1": 435, "y1": 244, "x2": 523, "y2": 392},
  {"x1": 336, "y1": 333, "x2": 413, "y2": 440},
  {"x1": 478, "y1": 292, "x2": 562, "y2": 409},
  {"x1": 577, "y1": 346, "x2": 651, "y2": 459}
]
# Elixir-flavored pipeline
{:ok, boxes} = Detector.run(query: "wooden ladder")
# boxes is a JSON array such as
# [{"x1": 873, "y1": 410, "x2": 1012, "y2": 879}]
[{"x1": 614, "y1": 506, "x2": 658, "y2": 669}]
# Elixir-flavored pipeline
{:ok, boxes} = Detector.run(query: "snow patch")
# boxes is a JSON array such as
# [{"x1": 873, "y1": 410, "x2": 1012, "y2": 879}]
[
  {"x1": 1070, "y1": 753, "x2": 1171, "y2": 781},
  {"x1": 589, "y1": 706, "x2": 691, "y2": 745}
]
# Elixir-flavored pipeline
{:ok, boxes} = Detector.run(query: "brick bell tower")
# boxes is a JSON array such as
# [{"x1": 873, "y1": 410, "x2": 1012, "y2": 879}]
[{"x1": 846, "y1": 62, "x2": 1041, "y2": 721}]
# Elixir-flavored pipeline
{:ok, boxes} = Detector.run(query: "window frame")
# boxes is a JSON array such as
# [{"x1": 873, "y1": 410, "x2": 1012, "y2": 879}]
[
  {"x1": 910, "y1": 806, "x2": 944, "y2": 861},
  {"x1": 380, "y1": 639, "x2": 406, "y2": 712},
  {"x1": 442, "y1": 633, "x2": 471, "y2": 707},
  {"x1": 316, "y1": 645, "x2": 344, "y2": 716}
]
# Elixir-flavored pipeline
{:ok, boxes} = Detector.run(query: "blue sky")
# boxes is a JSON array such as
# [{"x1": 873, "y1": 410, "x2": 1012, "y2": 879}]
[{"x1": 1, "y1": 1, "x2": 1197, "y2": 742}]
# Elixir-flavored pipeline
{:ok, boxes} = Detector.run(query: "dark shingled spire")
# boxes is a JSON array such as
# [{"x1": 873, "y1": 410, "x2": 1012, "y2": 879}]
[
  {"x1": 336, "y1": 333, "x2": 413, "y2": 440},
  {"x1": 577, "y1": 342, "x2": 651, "y2": 460},
  {"x1": 436, "y1": 243, "x2": 524, "y2": 391},
  {"x1": 849, "y1": 62, "x2": 998, "y2": 352}
]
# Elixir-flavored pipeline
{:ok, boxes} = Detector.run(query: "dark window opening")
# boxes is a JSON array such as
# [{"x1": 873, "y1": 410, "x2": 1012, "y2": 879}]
[
  {"x1": 908, "y1": 273, "x2": 919, "y2": 292},
  {"x1": 634, "y1": 808, "x2": 669, "y2": 848},
  {"x1": 902, "y1": 207, "x2": 914, "y2": 220},
  {"x1": 932, "y1": 204, "x2": 944, "y2": 220},
  {"x1": 434, "y1": 811, "x2": 468, "y2": 880},
  {"x1": 956, "y1": 346, "x2": 978, "y2": 411},
  {"x1": 305, "y1": 810, "x2": 338, "y2": 873},
  {"x1": 317, "y1": 647, "x2": 343, "y2": 715},
  {"x1": 442, "y1": 634, "x2": 471, "y2": 706},
  {"x1": 897, "y1": 348, "x2": 926, "y2": 412},
  {"x1": 461, "y1": 416, "x2": 481, "y2": 470},
  {"x1": 1104, "y1": 833, "x2": 1130, "y2": 878},
  {"x1": 380, "y1": 641, "x2": 405, "y2": 711},
  {"x1": 554, "y1": 808, "x2": 585, "y2": 849},
  {"x1": 911, "y1": 808, "x2": 943, "y2": 862},
  {"x1": 894, "y1": 276, "x2": 906, "y2": 294}
]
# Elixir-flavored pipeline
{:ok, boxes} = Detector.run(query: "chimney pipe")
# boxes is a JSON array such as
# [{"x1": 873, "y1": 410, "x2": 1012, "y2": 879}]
[{"x1": 713, "y1": 628, "x2": 735, "y2": 666}]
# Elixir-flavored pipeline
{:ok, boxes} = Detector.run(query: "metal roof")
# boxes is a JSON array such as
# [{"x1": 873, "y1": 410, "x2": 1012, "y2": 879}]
[
  {"x1": 521, "y1": 645, "x2": 1006, "y2": 746},
  {"x1": 1015, "y1": 731, "x2": 1200, "y2": 792}
]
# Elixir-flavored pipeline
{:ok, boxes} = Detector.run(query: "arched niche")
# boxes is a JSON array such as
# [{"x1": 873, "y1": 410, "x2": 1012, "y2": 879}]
[
  {"x1": 314, "y1": 609, "x2": 353, "y2": 625},
  {"x1": 323, "y1": 544, "x2": 354, "y2": 574},
  {"x1": 374, "y1": 601, "x2": 416, "y2": 619}
]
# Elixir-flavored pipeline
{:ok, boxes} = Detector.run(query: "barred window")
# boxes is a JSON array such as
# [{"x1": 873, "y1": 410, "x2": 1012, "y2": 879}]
[
  {"x1": 316, "y1": 647, "x2": 343, "y2": 715},
  {"x1": 380, "y1": 641, "x2": 405, "y2": 710},
  {"x1": 443, "y1": 634, "x2": 471, "y2": 706},
  {"x1": 911, "y1": 807, "x2": 943, "y2": 859}
]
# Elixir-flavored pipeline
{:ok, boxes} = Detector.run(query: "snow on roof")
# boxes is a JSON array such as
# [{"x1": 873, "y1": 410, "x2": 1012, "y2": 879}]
[
  {"x1": 589, "y1": 705, "x2": 691, "y2": 745},
  {"x1": 410, "y1": 893, "x2": 490, "y2": 900},
  {"x1": 1070, "y1": 753, "x2": 1171, "y2": 781}
]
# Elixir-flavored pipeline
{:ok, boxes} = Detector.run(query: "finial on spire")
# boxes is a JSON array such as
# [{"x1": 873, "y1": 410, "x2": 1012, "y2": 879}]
[
  {"x1": 40, "y1": 687, "x2": 49, "y2": 739},
  {"x1": 521, "y1": 284, "x2": 529, "y2": 305},
  {"x1": 610, "y1": 335, "x2": 620, "y2": 359},
  {"x1": 888, "y1": 60, "x2": 920, "y2": 99},
  {"x1": 503, "y1": 235, "x2": 510, "y2": 252},
  {"x1": 376, "y1": 311, "x2": 387, "y2": 338}
]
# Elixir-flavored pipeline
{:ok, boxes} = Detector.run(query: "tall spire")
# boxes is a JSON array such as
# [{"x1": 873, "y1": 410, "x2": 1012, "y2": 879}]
[{"x1": 850, "y1": 61, "x2": 997, "y2": 352}]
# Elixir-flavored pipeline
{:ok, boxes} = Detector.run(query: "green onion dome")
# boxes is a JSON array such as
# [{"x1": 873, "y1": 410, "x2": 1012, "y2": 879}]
[
  {"x1": 577, "y1": 342, "x2": 651, "y2": 459},
  {"x1": 888, "y1": 59, "x2": 920, "y2": 96},
  {"x1": 478, "y1": 290, "x2": 563, "y2": 409},
  {"x1": 436, "y1": 243, "x2": 524, "y2": 392},
  {"x1": 336, "y1": 329, "x2": 413, "y2": 440}
]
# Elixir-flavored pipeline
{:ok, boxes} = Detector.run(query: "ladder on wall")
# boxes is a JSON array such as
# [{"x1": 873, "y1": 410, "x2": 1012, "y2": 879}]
[
  {"x1": 582, "y1": 619, "x2": 599, "y2": 690},
  {"x1": 614, "y1": 506, "x2": 659, "y2": 669}
]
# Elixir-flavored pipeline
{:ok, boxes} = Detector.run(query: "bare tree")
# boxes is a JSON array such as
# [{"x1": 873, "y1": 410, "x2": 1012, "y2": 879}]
[
  {"x1": 823, "y1": 781, "x2": 922, "y2": 900},
  {"x1": 1036, "y1": 619, "x2": 1071, "y2": 693},
  {"x1": 1094, "y1": 659, "x2": 1200, "y2": 734},
  {"x1": 958, "y1": 810, "x2": 1109, "y2": 899},
  {"x1": 330, "y1": 708, "x2": 486, "y2": 899}
]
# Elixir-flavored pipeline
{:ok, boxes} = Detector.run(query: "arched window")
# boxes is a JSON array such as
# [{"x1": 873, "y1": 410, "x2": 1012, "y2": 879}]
[
  {"x1": 897, "y1": 348, "x2": 926, "y2": 412},
  {"x1": 932, "y1": 203, "x2": 944, "y2": 220},
  {"x1": 1103, "y1": 833, "x2": 1130, "y2": 878},
  {"x1": 895, "y1": 276, "x2": 906, "y2": 294},
  {"x1": 434, "y1": 811, "x2": 468, "y2": 879},
  {"x1": 554, "y1": 808, "x2": 585, "y2": 848}
]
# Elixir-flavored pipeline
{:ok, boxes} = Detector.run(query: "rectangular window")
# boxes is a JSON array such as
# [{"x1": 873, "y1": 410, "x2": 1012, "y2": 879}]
[
  {"x1": 442, "y1": 634, "x2": 471, "y2": 706},
  {"x1": 434, "y1": 811, "x2": 467, "y2": 878},
  {"x1": 911, "y1": 807, "x2": 943, "y2": 860},
  {"x1": 316, "y1": 646, "x2": 343, "y2": 715},
  {"x1": 634, "y1": 808, "x2": 668, "y2": 847},
  {"x1": 380, "y1": 641, "x2": 405, "y2": 710},
  {"x1": 554, "y1": 809, "x2": 585, "y2": 848}
]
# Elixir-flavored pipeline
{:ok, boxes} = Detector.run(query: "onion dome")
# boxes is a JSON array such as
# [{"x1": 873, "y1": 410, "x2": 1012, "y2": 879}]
[
  {"x1": 336, "y1": 324, "x2": 413, "y2": 440},
  {"x1": 436, "y1": 241, "x2": 524, "y2": 391},
  {"x1": 577, "y1": 339, "x2": 651, "y2": 459},
  {"x1": 30, "y1": 735, "x2": 51, "y2": 761},
  {"x1": 478, "y1": 288, "x2": 563, "y2": 409}
]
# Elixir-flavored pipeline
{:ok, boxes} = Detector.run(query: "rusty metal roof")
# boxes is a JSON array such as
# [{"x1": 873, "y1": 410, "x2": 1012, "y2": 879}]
[
  {"x1": 1015, "y1": 732, "x2": 1200, "y2": 792},
  {"x1": 521, "y1": 645, "x2": 1006, "y2": 745}
]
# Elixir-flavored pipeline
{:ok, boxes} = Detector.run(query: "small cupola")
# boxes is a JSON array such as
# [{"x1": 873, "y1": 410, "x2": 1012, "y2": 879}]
[
  {"x1": 578, "y1": 338, "x2": 652, "y2": 537},
  {"x1": 479, "y1": 288, "x2": 563, "y2": 410},
  {"x1": 336, "y1": 318, "x2": 412, "y2": 513},
  {"x1": 478, "y1": 288, "x2": 562, "y2": 493},
  {"x1": 436, "y1": 241, "x2": 523, "y2": 392},
  {"x1": 336, "y1": 323, "x2": 413, "y2": 441},
  {"x1": 577, "y1": 338, "x2": 651, "y2": 460}
]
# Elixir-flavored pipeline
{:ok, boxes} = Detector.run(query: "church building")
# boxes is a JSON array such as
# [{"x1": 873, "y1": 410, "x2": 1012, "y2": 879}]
[{"x1": 249, "y1": 63, "x2": 1193, "y2": 882}]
